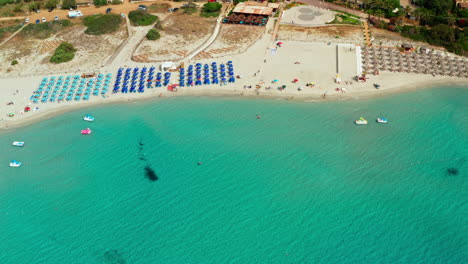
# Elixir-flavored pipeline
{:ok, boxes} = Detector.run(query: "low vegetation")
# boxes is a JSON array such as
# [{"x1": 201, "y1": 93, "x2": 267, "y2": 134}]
[
  {"x1": 148, "y1": 3, "x2": 170, "y2": 13},
  {"x1": 11, "y1": 59, "x2": 18, "y2": 65},
  {"x1": 128, "y1": 10, "x2": 158, "y2": 26},
  {"x1": 146, "y1": 28, "x2": 160, "y2": 40},
  {"x1": 329, "y1": 14, "x2": 361, "y2": 25},
  {"x1": 84, "y1": 14, "x2": 122, "y2": 35},
  {"x1": 21, "y1": 20, "x2": 72, "y2": 39},
  {"x1": 182, "y1": 2, "x2": 197, "y2": 15},
  {"x1": 200, "y1": 2, "x2": 221, "y2": 17},
  {"x1": 0, "y1": 24, "x2": 21, "y2": 39},
  {"x1": 50, "y1": 41, "x2": 76, "y2": 63}
]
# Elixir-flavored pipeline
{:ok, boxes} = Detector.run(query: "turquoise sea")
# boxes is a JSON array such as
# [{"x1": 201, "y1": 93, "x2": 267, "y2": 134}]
[{"x1": 0, "y1": 87, "x2": 467, "y2": 264}]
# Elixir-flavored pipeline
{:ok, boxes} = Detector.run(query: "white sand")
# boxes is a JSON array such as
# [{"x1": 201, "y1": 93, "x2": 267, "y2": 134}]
[{"x1": 0, "y1": 19, "x2": 467, "y2": 130}]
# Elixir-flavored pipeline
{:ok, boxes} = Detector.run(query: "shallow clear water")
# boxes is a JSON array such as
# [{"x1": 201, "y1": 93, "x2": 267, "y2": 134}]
[{"x1": 1, "y1": 87, "x2": 467, "y2": 263}]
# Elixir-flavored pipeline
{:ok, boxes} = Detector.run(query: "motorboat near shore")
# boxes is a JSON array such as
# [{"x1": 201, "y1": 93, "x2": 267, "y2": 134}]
[
  {"x1": 12, "y1": 141, "x2": 25, "y2": 147},
  {"x1": 83, "y1": 114, "x2": 95, "y2": 122},
  {"x1": 355, "y1": 117, "x2": 368, "y2": 125},
  {"x1": 10, "y1": 160, "x2": 22, "y2": 167},
  {"x1": 377, "y1": 117, "x2": 388, "y2": 124},
  {"x1": 81, "y1": 128, "x2": 92, "y2": 135}
]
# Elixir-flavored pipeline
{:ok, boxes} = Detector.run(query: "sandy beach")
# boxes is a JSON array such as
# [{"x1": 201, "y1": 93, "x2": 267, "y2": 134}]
[{"x1": 1, "y1": 8, "x2": 467, "y2": 130}]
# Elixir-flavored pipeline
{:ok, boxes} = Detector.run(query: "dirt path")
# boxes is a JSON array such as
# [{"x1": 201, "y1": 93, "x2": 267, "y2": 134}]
[
  {"x1": 0, "y1": 24, "x2": 25, "y2": 48},
  {"x1": 182, "y1": 13, "x2": 224, "y2": 62},
  {"x1": 0, "y1": 0, "x2": 168, "y2": 22}
]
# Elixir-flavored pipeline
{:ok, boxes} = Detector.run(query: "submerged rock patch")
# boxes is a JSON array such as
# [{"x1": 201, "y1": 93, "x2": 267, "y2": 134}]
[{"x1": 145, "y1": 166, "x2": 158, "y2": 181}]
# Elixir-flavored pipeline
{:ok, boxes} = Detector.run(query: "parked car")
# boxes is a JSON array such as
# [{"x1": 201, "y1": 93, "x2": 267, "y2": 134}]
[
  {"x1": 54, "y1": 16, "x2": 59, "y2": 21},
  {"x1": 173, "y1": 8, "x2": 179, "y2": 12},
  {"x1": 36, "y1": 9, "x2": 40, "y2": 13},
  {"x1": 35, "y1": 19, "x2": 40, "y2": 24},
  {"x1": 106, "y1": 8, "x2": 112, "y2": 14},
  {"x1": 48, "y1": 7, "x2": 54, "y2": 12},
  {"x1": 41, "y1": 17, "x2": 46, "y2": 22},
  {"x1": 138, "y1": 5, "x2": 147, "y2": 10},
  {"x1": 25, "y1": 18, "x2": 30, "y2": 23}
]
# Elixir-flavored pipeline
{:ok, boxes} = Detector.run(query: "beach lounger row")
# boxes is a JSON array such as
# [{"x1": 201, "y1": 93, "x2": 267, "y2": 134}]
[{"x1": 32, "y1": 74, "x2": 111, "y2": 103}]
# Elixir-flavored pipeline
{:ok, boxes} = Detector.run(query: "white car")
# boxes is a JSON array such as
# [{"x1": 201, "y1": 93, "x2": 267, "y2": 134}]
[
  {"x1": 54, "y1": 16, "x2": 58, "y2": 21},
  {"x1": 25, "y1": 18, "x2": 30, "y2": 23},
  {"x1": 41, "y1": 17, "x2": 46, "y2": 22}
]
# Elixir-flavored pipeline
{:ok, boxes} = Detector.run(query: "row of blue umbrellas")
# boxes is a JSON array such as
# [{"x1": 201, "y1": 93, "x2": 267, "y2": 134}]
[
  {"x1": 179, "y1": 61, "x2": 235, "y2": 86},
  {"x1": 114, "y1": 67, "x2": 170, "y2": 93}
]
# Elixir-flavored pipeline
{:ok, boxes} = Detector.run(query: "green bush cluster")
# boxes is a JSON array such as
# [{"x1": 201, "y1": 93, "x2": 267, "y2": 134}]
[
  {"x1": 128, "y1": 10, "x2": 158, "y2": 26},
  {"x1": 201, "y1": 2, "x2": 221, "y2": 17},
  {"x1": 84, "y1": 14, "x2": 122, "y2": 35},
  {"x1": 61, "y1": 0, "x2": 76, "y2": 9},
  {"x1": 11, "y1": 59, "x2": 18, "y2": 65},
  {"x1": 93, "y1": 0, "x2": 107, "y2": 7},
  {"x1": 50, "y1": 42, "x2": 76, "y2": 63},
  {"x1": 146, "y1": 28, "x2": 160, "y2": 40},
  {"x1": 0, "y1": 0, "x2": 15, "y2": 8},
  {"x1": 44, "y1": 0, "x2": 58, "y2": 9}
]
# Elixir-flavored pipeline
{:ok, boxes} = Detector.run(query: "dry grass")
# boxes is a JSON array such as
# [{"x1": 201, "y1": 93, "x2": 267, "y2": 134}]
[
  {"x1": 162, "y1": 13, "x2": 215, "y2": 41},
  {"x1": 280, "y1": 25, "x2": 361, "y2": 38},
  {"x1": 219, "y1": 24, "x2": 264, "y2": 45}
]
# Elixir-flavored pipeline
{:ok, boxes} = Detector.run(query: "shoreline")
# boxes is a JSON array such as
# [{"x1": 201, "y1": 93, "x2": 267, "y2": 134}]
[{"x1": 1, "y1": 77, "x2": 466, "y2": 131}]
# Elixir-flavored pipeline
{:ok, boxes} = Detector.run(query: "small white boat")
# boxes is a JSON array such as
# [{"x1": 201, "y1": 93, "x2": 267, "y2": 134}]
[
  {"x1": 355, "y1": 117, "x2": 368, "y2": 125},
  {"x1": 9, "y1": 160, "x2": 22, "y2": 167},
  {"x1": 377, "y1": 117, "x2": 388, "y2": 124},
  {"x1": 12, "y1": 141, "x2": 25, "y2": 147},
  {"x1": 83, "y1": 114, "x2": 95, "y2": 122}
]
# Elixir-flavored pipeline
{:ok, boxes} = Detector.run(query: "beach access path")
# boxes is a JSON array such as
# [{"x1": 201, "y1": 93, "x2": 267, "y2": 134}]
[{"x1": 181, "y1": 5, "x2": 227, "y2": 63}]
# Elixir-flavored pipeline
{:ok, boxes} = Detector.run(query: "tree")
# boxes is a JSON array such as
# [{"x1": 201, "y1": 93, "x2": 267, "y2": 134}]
[
  {"x1": 414, "y1": 7, "x2": 432, "y2": 25},
  {"x1": 93, "y1": 0, "x2": 107, "y2": 7},
  {"x1": 28, "y1": 2, "x2": 41, "y2": 11},
  {"x1": 202, "y1": 2, "x2": 222, "y2": 13},
  {"x1": 403, "y1": 5, "x2": 412, "y2": 17},
  {"x1": 374, "y1": 9, "x2": 385, "y2": 21},
  {"x1": 61, "y1": 0, "x2": 76, "y2": 9},
  {"x1": 44, "y1": 0, "x2": 58, "y2": 9}
]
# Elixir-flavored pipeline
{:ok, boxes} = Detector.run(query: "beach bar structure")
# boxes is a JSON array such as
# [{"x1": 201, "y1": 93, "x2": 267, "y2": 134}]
[{"x1": 223, "y1": 1, "x2": 277, "y2": 26}]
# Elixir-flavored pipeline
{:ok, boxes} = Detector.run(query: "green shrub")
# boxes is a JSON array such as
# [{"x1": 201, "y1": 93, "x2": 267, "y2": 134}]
[
  {"x1": 201, "y1": 2, "x2": 221, "y2": 17},
  {"x1": 128, "y1": 10, "x2": 158, "y2": 26},
  {"x1": 202, "y1": 2, "x2": 222, "y2": 12},
  {"x1": 13, "y1": 3, "x2": 23, "y2": 12},
  {"x1": 45, "y1": 0, "x2": 58, "y2": 9},
  {"x1": 84, "y1": 14, "x2": 122, "y2": 35},
  {"x1": 11, "y1": 59, "x2": 18, "y2": 65},
  {"x1": 93, "y1": 0, "x2": 107, "y2": 7},
  {"x1": 50, "y1": 41, "x2": 76, "y2": 63},
  {"x1": 0, "y1": 0, "x2": 15, "y2": 7},
  {"x1": 146, "y1": 28, "x2": 160, "y2": 40},
  {"x1": 61, "y1": 0, "x2": 76, "y2": 9},
  {"x1": 28, "y1": 2, "x2": 41, "y2": 11},
  {"x1": 111, "y1": 0, "x2": 121, "y2": 4}
]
